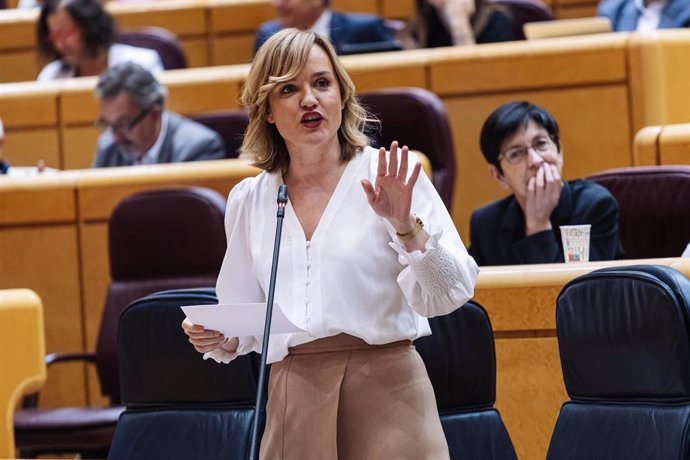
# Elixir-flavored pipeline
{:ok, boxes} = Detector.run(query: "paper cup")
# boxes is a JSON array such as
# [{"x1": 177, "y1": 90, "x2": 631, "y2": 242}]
[{"x1": 560, "y1": 224, "x2": 591, "y2": 263}]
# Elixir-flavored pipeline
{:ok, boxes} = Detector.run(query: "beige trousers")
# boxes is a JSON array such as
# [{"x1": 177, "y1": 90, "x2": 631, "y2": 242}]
[{"x1": 259, "y1": 334, "x2": 450, "y2": 460}]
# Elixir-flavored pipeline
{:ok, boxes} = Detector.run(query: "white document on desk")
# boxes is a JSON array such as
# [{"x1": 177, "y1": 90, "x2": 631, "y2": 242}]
[{"x1": 181, "y1": 303, "x2": 304, "y2": 337}]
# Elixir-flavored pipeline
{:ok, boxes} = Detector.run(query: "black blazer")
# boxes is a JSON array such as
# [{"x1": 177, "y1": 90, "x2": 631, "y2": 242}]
[{"x1": 468, "y1": 180, "x2": 624, "y2": 266}]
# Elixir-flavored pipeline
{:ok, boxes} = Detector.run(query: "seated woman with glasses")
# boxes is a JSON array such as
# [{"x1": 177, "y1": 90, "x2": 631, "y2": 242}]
[
  {"x1": 92, "y1": 62, "x2": 225, "y2": 167},
  {"x1": 468, "y1": 101, "x2": 624, "y2": 265},
  {"x1": 36, "y1": 0, "x2": 163, "y2": 82}
]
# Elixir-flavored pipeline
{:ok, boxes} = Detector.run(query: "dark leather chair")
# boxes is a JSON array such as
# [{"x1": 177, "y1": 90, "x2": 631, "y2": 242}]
[
  {"x1": 109, "y1": 288, "x2": 261, "y2": 460},
  {"x1": 116, "y1": 27, "x2": 188, "y2": 70},
  {"x1": 415, "y1": 300, "x2": 517, "y2": 459},
  {"x1": 191, "y1": 110, "x2": 249, "y2": 159},
  {"x1": 14, "y1": 187, "x2": 227, "y2": 458},
  {"x1": 359, "y1": 87, "x2": 456, "y2": 210},
  {"x1": 494, "y1": 0, "x2": 554, "y2": 40},
  {"x1": 587, "y1": 165, "x2": 690, "y2": 258},
  {"x1": 547, "y1": 264, "x2": 690, "y2": 459}
]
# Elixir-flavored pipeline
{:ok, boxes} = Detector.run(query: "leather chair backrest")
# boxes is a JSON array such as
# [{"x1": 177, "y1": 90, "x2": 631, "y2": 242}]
[
  {"x1": 359, "y1": 87, "x2": 456, "y2": 210},
  {"x1": 548, "y1": 265, "x2": 690, "y2": 459},
  {"x1": 493, "y1": 0, "x2": 554, "y2": 40},
  {"x1": 116, "y1": 27, "x2": 187, "y2": 70},
  {"x1": 587, "y1": 165, "x2": 690, "y2": 259},
  {"x1": 415, "y1": 300, "x2": 517, "y2": 459},
  {"x1": 110, "y1": 288, "x2": 259, "y2": 460},
  {"x1": 191, "y1": 110, "x2": 249, "y2": 159},
  {"x1": 96, "y1": 187, "x2": 227, "y2": 404}
]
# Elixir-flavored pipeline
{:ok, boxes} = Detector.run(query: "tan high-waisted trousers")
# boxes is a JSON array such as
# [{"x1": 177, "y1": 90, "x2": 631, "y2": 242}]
[{"x1": 259, "y1": 333, "x2": 450, "y2": 460}]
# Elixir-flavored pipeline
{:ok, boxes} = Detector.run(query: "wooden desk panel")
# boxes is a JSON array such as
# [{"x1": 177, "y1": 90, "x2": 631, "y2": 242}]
[
  {"x1": 379, "y1": 0, "x2": 416, "y2": 19},
  {"x1": 4, "y1": 130, "x2": 61, "y2": 169},
  {"x1": 659, "y1": 123, "x2": 690, "y2": 165},
  {"x1": 181, "y1": 37, "x2": 210, "y2": 68},
  {"x1": 0, "y1": 84, "x2": 59, "y2": 128},
  {"x1": 0, "y1": 226, "x2": 85, "y2": 409},
  {"x1": 628, "y1": 30, "x2": 690, "y2": 134},
  {"x1": 0, "y1": 175, "x2": 77, "y2": 226},
  {"x1": 632, "y1": 125, "x2": 661, "y2": 166},
  {"x1": 108, "y1": 1, "x2": 208, "y2": 37},
  {"x1": 495, "y1": 337, "x2": 565, "y2": 460},
  {"x1": 0, "y1": 52, "x2": 39, "y2": 84},
  {"x1": 208, "y1": 0, "x2": 274, "y2": 33},
  {"x1": 210, "y1": 35, "x2": 255, "y2": 66},
  {"x1": 429, "y1": 34, "x2": 627, "y2": 95},
  {"x1": 63, "y1": 127, "x2": 101, "y2": 170},
  {"x1": 0, "y1": 10, "x2": 36, "y2": 51}
]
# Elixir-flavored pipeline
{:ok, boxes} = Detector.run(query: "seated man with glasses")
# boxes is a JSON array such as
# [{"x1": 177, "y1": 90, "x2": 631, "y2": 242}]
[
  {"x1": 92, "y1": 62, "x2": 225, "y2": 168},
  {"x1": 468, "y1": 101, "x2": 624, "y2": 265}
]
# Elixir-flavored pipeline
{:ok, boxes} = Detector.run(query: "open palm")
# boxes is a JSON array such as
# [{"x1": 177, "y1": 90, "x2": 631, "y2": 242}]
[{"x1": 361, "y1": 141, "x2": 422, "y2": 231}]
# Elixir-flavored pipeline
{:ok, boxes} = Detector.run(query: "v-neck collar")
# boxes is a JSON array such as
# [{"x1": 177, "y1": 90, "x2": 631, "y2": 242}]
[{"x1": 279, "y1": 151, "x2": 364, "y2": 244}]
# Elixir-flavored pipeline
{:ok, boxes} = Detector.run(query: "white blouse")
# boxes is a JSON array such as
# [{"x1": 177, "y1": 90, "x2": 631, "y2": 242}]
[
  {"x1": 37, "y1": 44, "x2": 164, "y2": 82},
  {"x1": 205, "y1": 146, "x2": 479, "y2": 364}
]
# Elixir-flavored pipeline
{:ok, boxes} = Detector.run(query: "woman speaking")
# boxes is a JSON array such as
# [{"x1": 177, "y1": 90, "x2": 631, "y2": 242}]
[{"x1": 183, "y1": 28, "x2": 478, "y2": 459}]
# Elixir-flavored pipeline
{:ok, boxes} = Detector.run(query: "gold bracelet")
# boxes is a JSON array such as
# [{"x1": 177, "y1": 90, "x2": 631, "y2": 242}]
[{"x1": 396, "y1": 216, "x2": 424, "y2": 241}]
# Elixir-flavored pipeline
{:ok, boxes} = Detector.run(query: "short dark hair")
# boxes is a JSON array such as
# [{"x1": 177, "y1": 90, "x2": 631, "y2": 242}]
[
  {"x1": 37, "y1": 0, "x2": 115, "y2": 61},
  {"x1": 479, "y1": 101, "x2": 560, "y2": 173}
]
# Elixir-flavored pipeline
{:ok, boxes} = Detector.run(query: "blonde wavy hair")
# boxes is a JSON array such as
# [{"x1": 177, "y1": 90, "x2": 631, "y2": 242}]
[{"x1": 239, "y1": 28, "x2": 374, "y2": 173}]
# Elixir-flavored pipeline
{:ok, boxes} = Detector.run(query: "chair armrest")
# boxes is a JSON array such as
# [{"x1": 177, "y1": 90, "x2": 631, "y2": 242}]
[
  {"x1": 45, "y1": 351, "x2": 96, "y2": 367},
  {"x1": 22, "y1": 352, "x2": 97, "y2": 408}
]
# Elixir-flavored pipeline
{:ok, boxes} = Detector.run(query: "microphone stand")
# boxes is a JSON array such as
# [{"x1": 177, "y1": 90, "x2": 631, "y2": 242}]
[{"x1": 249, "y1": 184, "x2": 288, "y2": 460}]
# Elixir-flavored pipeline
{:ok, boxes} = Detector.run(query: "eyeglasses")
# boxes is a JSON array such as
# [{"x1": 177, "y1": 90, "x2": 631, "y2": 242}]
[
  {"x1": 498, "y1": 136, "x2": 557, "y2": 165},
  {"x1": 94, "y1": 107, "x2": 151, "y2": 134}
]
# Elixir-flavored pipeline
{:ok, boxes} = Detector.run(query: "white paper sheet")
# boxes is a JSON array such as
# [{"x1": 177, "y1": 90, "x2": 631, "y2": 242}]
[{"x1": 181, "y1": 303, "x2": 304, "y2": 337}]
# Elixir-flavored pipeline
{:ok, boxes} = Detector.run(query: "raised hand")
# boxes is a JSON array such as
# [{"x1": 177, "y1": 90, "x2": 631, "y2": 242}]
[
  {"x1": 361, "y1": 141, "x2": 422, "y2": 233},
  {"x1": 524, "y1": 163, "x2": 563, "y2": 236}
]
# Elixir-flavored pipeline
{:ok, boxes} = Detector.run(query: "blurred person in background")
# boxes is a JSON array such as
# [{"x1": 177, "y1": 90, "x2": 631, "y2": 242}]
[
  {"x1": 598, "y1": 0, "x2": 690, "y2": 32},
  {"x1": 254, "y1": 0, "x2": 396, "y2": 55},
  {"x1": 93, "y1": 63, "x2": 225, "y2": 167},
  {"x1": 36, "y1": 0, "x2": 163, "y2": 81},
  {"x1": 409, "y1": 0, "x2": 519, "y2": 47}
]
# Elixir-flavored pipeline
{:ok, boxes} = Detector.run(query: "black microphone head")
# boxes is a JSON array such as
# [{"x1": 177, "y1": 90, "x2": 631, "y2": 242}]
[{"x1": 277, "y1": 184, "x2": 288, "y2": 204}]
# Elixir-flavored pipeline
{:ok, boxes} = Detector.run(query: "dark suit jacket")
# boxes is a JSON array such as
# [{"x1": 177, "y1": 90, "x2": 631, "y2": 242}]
[
  {"x1": 598, "y1": 0, "x2": 690, "y2": 31},
  {"x1": 93, "y1": 111, "x2": 226, "y2": 168},
  {"x1": 254, "y1": 11, "x2": 395, "y2": 55},
  {"x1": 468, "y1": 180, "x2": 624, "y2": 266}
]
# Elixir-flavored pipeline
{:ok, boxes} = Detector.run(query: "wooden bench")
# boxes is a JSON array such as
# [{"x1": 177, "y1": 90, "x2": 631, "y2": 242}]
[{"x1": 0, "y1": 0, "x2": 416, "y2": 83}]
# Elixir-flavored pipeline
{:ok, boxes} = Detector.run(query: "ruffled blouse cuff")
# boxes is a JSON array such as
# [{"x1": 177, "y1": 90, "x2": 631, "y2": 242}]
[
  {"x1": 202, "y1": 337, "x2": 255, "y2": 364},
  {"x1": 389, "y1": 225, "x2": 443, "y2": 264}
]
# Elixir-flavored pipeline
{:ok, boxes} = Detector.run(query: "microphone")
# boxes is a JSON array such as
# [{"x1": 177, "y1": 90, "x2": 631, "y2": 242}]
[{"x1": 249, "y1": 184, "x2": 289, "y2": 460}]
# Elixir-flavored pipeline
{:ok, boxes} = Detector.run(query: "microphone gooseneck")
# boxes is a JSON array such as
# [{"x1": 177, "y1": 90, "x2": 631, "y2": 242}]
[{"x1": 249, "y1": 185, "x2": 289, "y2": 460}]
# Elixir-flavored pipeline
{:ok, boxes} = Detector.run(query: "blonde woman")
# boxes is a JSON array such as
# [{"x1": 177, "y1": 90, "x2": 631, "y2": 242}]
[{"x1": 182, "y1": 28, "x2": 478, "y2": 459}]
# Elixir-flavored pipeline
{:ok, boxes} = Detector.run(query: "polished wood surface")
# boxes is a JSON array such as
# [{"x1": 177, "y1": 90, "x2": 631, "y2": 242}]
[{"x1": 0, "y1": 289, "x2": 46, "y2": 459}]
